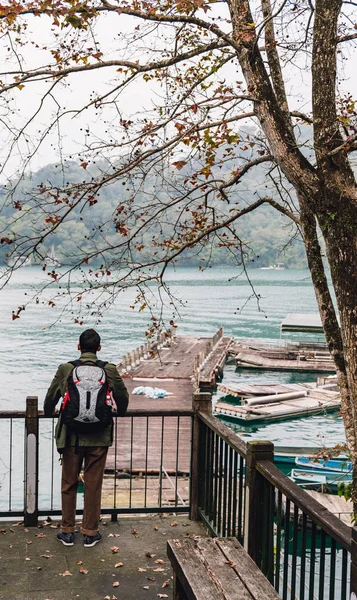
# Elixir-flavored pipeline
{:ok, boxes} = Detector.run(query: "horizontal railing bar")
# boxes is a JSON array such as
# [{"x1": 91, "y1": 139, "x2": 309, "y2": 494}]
[
  {"x1": 257, "y1": 459, "x2": 352, "y2": 551},
  {"x1": 0, "y1": 410, "x2": 194, "y2": 419},
  {"x1": 198, "y1": 412, "x2": 247, "y2": 457}
]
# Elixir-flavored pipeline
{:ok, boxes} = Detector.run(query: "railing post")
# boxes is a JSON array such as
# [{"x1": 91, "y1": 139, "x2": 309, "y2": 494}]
[
  {"x1": 24, "y1": 396, "x2": 39, "y2": 527},
  {"x1": 350, "y1": 526, "x2": 357, "y2": 596},
  {"x1": 245, "y1": 440, "x2": 274, "y2": 575},
  {"x1": 190, "y1": 393, "x2": 212, "y2": 521}
]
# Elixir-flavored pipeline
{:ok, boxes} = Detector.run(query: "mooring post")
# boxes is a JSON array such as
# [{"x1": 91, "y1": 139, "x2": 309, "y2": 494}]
[
  {"x1": 350, "y1": 526, "x2": 357, "y2": 596},
  {"x1": 24, "y1": 396, "x2": 39, "y2": 527},
  {"x1": 190, "y1": 392, "x2": 212, "y2": 521},
  {"x1": 245, "y1": 440, "x2": 275, "y2": 578}
]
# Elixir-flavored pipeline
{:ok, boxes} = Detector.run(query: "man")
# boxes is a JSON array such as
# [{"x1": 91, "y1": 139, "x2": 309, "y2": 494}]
[{"x1": 44, "y1": 329, "x2": 129, "y2": 547}]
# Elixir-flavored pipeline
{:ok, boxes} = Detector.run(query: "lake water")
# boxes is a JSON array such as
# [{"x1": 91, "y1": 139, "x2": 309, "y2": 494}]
[{"x1": 0, "y1": 265, "x2": 345, "y2": 448}]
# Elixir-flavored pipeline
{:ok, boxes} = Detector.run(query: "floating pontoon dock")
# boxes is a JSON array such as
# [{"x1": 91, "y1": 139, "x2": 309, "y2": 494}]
[{"x1": 215, "y1": 381, "x2": 340, "y2": 423}]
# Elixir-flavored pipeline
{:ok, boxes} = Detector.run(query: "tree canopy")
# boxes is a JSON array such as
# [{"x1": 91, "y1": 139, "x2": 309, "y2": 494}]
[{"x1": 1, "y1": 1, "x2": 357, "y2": 469}]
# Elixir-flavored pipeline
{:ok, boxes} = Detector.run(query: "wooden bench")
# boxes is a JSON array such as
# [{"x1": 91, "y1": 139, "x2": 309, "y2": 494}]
[{"x1": 167, "y1": 537, "x2": 281, "y2": 600}]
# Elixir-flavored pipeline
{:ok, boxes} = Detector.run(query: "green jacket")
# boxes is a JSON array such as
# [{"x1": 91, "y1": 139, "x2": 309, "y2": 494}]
[{"x1": 44, "y1": 351, "x2": 129, "y2": 450}]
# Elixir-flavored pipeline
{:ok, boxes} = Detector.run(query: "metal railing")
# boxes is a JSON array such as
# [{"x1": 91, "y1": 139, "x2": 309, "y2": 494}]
[
  {"x1": 195, "y1": 411, "x2": 354, "y2": 599},
  {"x1": 1, "y1": 394, "x2": 356, "y2": 598},
  {"x1": 0, "y1": 398, "x2": 193, "y2": 522}
]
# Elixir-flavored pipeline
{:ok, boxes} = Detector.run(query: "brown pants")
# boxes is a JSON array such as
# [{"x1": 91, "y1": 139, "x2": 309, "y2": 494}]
[{"x1": 61, "y1": 446, "x2": 108, "y2": 536}]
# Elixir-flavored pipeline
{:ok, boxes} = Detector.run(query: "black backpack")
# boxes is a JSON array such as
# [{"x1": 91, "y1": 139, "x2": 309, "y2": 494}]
[{"x1": 60, "y1": 360, "x2": 114, "y2": 433}]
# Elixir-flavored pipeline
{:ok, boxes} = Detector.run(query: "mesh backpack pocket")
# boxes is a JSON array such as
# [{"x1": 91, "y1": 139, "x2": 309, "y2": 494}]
[{"x1": 61, "y1": 360, "x2": 114, "y2": 433}]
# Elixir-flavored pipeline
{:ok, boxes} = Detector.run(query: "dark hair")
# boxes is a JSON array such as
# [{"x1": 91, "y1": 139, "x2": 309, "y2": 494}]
[{"x1": 79, "y1": 329, "x2": 101, "y2": 353}]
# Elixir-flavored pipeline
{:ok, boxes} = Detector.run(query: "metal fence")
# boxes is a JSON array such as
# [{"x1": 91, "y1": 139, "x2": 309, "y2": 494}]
[
  {"x1": 1, "y1": 396, "x2": 356, "y2": 598},
  {"x1": 0, "y1": 399, "x2": 193, "y2": 521}
]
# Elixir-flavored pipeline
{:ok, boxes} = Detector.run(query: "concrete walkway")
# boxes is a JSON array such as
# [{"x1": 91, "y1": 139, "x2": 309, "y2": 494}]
[{"x1": 0, "y1": 514, "x2": 205, "y2": 600}]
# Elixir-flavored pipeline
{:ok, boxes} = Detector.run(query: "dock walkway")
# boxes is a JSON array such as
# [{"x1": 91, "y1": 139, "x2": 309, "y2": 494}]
[
  {"x1": 107, "y1": 328, "x2": 232, "y2": 473},
  {"x1": 229, "y1": 340, "x2": 335, "y2": 372}
]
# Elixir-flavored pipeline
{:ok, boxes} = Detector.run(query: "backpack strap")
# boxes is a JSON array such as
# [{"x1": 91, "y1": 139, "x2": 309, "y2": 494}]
[{"x1": 95, "y1": 360, "x2": 108, "y2": 368}]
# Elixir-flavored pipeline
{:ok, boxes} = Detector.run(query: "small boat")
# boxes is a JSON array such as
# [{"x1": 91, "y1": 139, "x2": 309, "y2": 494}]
[
  {"x1": 290, "y1": 468, "x2": 352, "y2": 494},
  {"x1": 260, "y1": 263, "x2": 285, "y2": 270},
  {"x1": 45, "y1": 245, "x2": 61, "y2": 267},
  {"x1": 295, "y1": 456, "x2": 352, "y2": 473}
]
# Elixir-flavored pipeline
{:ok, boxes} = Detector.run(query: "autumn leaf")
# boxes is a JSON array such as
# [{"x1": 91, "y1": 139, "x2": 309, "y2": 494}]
[
  {"x1": 170, "y1": 521, "x2": 178, "y2": 527},
  {"x1": 145, "y1": 552, "x2": 156, "y2": 558},
  {"x1": 153, "y1": 567, "x2": 165, "y2": 572},
  {"x1": 112, "y1": 581, "x2": 120, "y2": 587},
  {"x1": 79, "y1": 566, "x2": 89, "y2": 574},
  {"x1": 111, "y1": 546, "x2": 119, "y2": 553},
  {"x1": 76, "y1": 560, "x2": 83, "y2": 565},
  {"x1": 138, "y1": 567, "x2": 147, "y2": 572},
  {"x1": 154, "y1": 559, "x2": 165, "y2": 564},
  {"x1": 59, "y1": 570, "x2": 72, "y2": 577},
  {"x1": 162, "y1": 579, "x2": 171, "y2": 588},
  {"x1": 40, "y1": 553, "x2": 54, "y2": 559},
  {"x1": 172, "y1": 160, "x2": 187, "y2": 170},
  {"x1": 157, "y1": 595, "x2": 168, "y2": 598},
  {"x1": 114, "y1": 562, "x2": 123, "y2": 568}
]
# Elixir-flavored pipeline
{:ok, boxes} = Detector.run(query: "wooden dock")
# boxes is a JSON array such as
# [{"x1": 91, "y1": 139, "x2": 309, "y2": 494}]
[
  {"x1": 106, "y1": 328, "x2": 232, "y2": 473},
  {"x1": 215, "y1": 381, "x2": 340, "y2": 423},
  {"x1": 229, "y1": 340, "x2": 335, "y2": 372}
]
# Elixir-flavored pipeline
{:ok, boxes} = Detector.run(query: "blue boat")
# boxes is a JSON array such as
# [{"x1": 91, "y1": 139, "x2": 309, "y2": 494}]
[
  {"x1": 295, "y1": 456, "x2": 352, "y2": 473},
  {"x1": 290, "y1": 468, "x2": 352, "y2": 494}
]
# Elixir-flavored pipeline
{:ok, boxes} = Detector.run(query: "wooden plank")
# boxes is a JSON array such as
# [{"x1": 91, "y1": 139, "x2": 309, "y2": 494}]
[
  {"x1": 195, "y1": 538, "x2": 252, "y2": 599},
  {"x1": 167, "y1": 539, "x2": 228, "y2": 600},
  {"x1": 216, "y1": 539, "x2": 281, "y2": 600}
]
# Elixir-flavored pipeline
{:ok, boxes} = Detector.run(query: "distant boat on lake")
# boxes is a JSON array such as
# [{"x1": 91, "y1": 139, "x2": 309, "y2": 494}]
[
  {"x1": 260, "y1": 263, "x2": 285, "y2": 270},
  {"x1": 45, "y1": 245, "x2": 61, "y2": 268}
]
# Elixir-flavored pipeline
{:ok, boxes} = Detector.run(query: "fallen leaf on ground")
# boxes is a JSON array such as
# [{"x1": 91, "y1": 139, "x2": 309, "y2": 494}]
[
  {"x1": 36, "y1": 532, "x2": 46, "y2": 538},
  {"x1": 143, "y1": 586, "x2": 149, "y2": 590},
  {"x1": 9, "y1": 528, "x2": 15, "y2": 533},
  {"x1": 0, "y1": 530, "x2": 6, "y2": 534},
  {"x1": 162, "y1": 579, "x2": 170, "y2": 588},
  {"x1": 23, "y1": 528, "x2": 29, "y2": 533},
  {"x1": 131, "y1": 529, "x2": 137, "y2": 535},
  {"x1": 170, "y1": 521, "x2": 178, "y2": 527},
  {"x1": 59, "y1": 570, "x2": 72, "y2": 577},
  {"x1": 114, "y1": 562, "x2": 123, "y2": 568},
  {"x1": 100, "y1": 559, "x2": 105, "y2": 562},
  {"x1": 76, "y1": 560, "x2": 83, "y2": 565},
  {"x1": 145, "y1": 552, "x2": 156, "y2": 558},
  {"x1": 79, "y1": 567, "x2": 89, "y2": 575},
  {"x1": 40, "y1": 554, "x2": 54, "y2": 559},
  {"x1": 153, "y1": 567, "x2": 165, "y2": 572},
  {"x1": 108, "y1": 533, "x2": 120, "y2": 538},
  {"x1": 154, "y1": 525, "x2": 159, "y2": 531},
  {"x1": 112, "y1": 581, "x2": 120, "y2": 588},
  {"x1": 157, "y1": 595, "x2": 168, "y2": 598},
  {"x1": 147, "y1": 577, "x2": 156, "y2": 581},
  {"x1": 25, "y1": 557, "x2": 31, "y2": 561},
  {"x1": 111, "y1": 546, "x2": 119, "y2": 553},
  {"x1": 138, "y1": 567, "x2": 147, "y2": 572},
  {"x1": 154, "y1": 559, "x2": 165, "y2": 564}
]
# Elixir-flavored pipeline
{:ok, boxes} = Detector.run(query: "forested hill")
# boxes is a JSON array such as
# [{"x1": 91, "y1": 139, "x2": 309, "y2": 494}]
[{"x1": 0, "y1": 160, "x2": 308, "y2": 269}]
